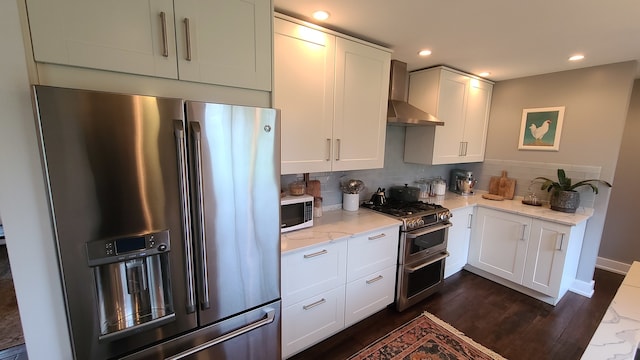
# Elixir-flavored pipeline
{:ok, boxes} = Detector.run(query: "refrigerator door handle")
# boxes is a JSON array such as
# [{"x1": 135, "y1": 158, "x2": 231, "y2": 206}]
[
  {"x1": 165, "y1": 308, "x2": 276, "y2": 360},
  {"x1": 190, "y1": 121, "x2": 210, "y2": 310},
  {"x1": 174, "y1": 120, "x2": 196, "y2": 313}
]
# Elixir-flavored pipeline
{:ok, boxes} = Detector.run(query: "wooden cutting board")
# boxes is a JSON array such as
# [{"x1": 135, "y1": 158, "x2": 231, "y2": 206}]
[
  {"x1": 488, "y1": 171, "x2": 516, "y2": 200},
  {"x1": 305, "y1": 180, "x2": 322, "y2": 198}
]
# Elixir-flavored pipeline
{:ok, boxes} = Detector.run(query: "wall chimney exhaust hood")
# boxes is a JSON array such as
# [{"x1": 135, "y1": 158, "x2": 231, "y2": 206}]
[{"x1": 387, "y1": 60, "x2": 444, "y2": 126}]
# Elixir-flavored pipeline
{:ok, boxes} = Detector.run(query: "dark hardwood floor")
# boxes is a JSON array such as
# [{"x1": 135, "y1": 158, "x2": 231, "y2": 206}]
[{"x1": 289, "y1": 268, "x2": 624, "y2": 360}]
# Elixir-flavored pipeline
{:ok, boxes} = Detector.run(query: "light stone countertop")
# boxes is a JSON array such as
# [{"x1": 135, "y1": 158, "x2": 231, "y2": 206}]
[
  {"x1": 280, "y1": 208, "x2": 402, "y2": 254},
  {"x1": 581, "y1": 261, "x2": 640, "y2": 360},
  {"x1": 281, "y1": 191, "x2": 593, "y2": 254},
  {"x1": 435, "y1": 191, "x2": 594, "y2": 226}
]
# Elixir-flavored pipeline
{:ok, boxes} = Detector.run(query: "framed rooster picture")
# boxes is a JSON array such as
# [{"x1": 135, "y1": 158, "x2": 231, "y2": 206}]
[{"x1": 518, "y1": 106, "x2": 565, "y2": 151}]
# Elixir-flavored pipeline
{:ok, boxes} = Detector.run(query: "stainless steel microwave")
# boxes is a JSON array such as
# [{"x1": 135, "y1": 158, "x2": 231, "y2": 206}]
[{"x1": 280, "y1": 194, "x2": 313, "y2": 233}]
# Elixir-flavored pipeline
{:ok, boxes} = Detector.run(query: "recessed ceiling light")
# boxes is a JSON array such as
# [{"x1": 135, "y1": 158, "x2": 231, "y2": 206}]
[
  {"x1": 569, "y1": 54, "x2": 585, "y2": 61},
  {"x1": 478, "y1": 72, "x2": 491, "y2": 77},
  {"x1": 418, "y1": 49, "x2": 432, "y2": 56},
  {"x1": 312, "y1": 10, "x2": 330, "y2": 21}
]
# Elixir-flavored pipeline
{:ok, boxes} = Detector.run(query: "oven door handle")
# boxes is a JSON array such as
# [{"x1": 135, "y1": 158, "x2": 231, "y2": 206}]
[
  {"x1": 406, "y1": 252, "x2": 449, "y2": 273},
  {"x1": 406, "y1": 222, "x2": 452, "y2": 239}
]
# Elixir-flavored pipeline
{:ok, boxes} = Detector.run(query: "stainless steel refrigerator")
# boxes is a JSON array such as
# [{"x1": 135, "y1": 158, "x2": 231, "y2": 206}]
[{"x1": 33, "y1": 85, "x2": 281, "y2": 359}]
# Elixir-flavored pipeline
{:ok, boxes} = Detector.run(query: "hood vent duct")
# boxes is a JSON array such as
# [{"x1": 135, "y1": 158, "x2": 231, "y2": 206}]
[{"x1": 387, "y1": 60, "x2": 444, "y2": 126}]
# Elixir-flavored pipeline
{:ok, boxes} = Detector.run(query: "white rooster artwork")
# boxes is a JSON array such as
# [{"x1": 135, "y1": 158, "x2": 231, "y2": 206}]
[
  {"x1": 529, "y1": 119, "x2": 552, "y2": 144},
  {"x1": 519, "y1": 107, "x2": 564, "y2": 150}
]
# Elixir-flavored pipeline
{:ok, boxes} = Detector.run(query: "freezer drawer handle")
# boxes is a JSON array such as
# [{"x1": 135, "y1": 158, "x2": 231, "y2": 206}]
[
  {"x1": 174, "y1": 120, "x2": 196, "y2": 313},
  {"x1": 165, "y1": 308, "x2": 276, "y2": 360},
  {"x1": 191, "y1": 122, "x2": 210, "y2": 310}
]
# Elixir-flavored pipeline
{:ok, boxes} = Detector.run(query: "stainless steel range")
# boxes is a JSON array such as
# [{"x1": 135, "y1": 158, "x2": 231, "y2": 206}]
[{"x1": 361, "y1": 199, "x2": 452, "y2": 311}]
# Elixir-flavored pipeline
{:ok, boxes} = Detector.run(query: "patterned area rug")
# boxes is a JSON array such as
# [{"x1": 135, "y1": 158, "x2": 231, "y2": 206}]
[
  {"x1": 0, "y1": 246, "x2": 24, "y2": 351},
  {"x1": 349, "y1": 311, "x2": 507, "y2": 360}
]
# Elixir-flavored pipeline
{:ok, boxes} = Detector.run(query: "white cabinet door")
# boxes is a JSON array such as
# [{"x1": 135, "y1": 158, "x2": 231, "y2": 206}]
[
  {"x1": 522, "y1": 220, "x2": 570, "y2": 296},
  {"x1": 345, "y1": 266, "x2": 396, "y2": 327},
  {"x1": 26, "y1": 0, "x2": 178, "y2": 78},
  {"x1": 281, "y1": 240, "x2": 347, "y2": 307},
  {"x1": 332, "y1": 38, "x2": 390, "y2": 172},
  {"x1": 468, "y1": 207, "x2": 530, "y2": 283},
  {"x1": 445, "y1": 207, "x2": 473, "y2": 278},
  {"x1": 430, "y1": 70, "x2": 468, "y2": 164},
  {"x1": 274, "y1": 18, "x2": 335, "y2": 174},
  {"x1": 174, "y1": 0, "x2": 271, "y2": 90},
  {"x1": 461, "y1": 78, "x2": 493, "y2": 162},
  {"x1": 282, "y1": 286, "x2": 346, "y2": 358}
]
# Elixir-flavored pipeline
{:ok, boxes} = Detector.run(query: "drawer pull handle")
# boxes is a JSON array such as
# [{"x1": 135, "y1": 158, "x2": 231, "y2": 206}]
[
  {"x1": 303, "y1": 249, "x2": 328, "y2": 259},
  {"x1": 366, "y1": 275, "x2": 383, "y2": 284},
  {"x1": 302, "y1": 298, "x2": 326, "y2": 310},
  {"x1": 368, "y1": 233, "x2": 386, "y2": 240}
]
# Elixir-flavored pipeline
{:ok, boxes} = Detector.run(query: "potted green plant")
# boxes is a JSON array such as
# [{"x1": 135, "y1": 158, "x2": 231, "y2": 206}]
[{"x1": 533, "y1": 169, "x2": 612, "y2": 213}]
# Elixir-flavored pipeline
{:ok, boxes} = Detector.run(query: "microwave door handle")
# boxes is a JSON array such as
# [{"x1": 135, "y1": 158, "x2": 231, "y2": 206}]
[
  {"x1": 405, "y1": 222, "x2": 452, "y2": 239},
  {"x1": 174, "y1": 120, "x2": 196, "y2": 313},
  {"x1": 191, "y1": 121, "x2": 210, "y2": 310}
]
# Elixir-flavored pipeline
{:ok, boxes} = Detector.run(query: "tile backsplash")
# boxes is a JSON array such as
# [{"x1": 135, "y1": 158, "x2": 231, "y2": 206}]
[{"x1": 281, "y1": 126, "x2": 604, "y2": 209}]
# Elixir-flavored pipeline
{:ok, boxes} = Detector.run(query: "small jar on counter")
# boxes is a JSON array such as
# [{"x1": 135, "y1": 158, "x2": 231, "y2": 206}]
[{"x1": 314, "y1": 197, "x2": 323, "y2": 217}]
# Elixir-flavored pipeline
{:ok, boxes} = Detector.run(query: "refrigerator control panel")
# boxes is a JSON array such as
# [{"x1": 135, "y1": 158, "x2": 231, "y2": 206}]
[{"x1": 86, "y1": 230, "x2": 171, "y2": 266}]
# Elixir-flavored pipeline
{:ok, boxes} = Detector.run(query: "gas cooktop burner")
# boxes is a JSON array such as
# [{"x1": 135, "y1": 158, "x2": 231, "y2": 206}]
[{"x1": 361, "y1": 199, "x2": 444, "y2": 218}]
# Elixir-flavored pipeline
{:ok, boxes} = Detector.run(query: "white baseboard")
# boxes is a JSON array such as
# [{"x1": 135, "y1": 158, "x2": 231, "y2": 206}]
[
  {"x1": 595, "y1": 257, "x2": 631, "y2": 275},
  {"x1": 569, "y1": 279, "x2": 595, "y2": 298}
]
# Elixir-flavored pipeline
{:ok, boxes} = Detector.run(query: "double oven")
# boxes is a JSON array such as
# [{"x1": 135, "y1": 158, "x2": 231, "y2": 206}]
[{"x1": 362, "y1": 200, "x2": 452, "y2": 311}]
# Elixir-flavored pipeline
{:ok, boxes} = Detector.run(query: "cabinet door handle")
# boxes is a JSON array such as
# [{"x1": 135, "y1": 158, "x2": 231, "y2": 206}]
[
  {"x1": 159, "y1": 12, "x2": 169, "y2": 57},
  {"x1": 556, "y1": 233, "x2": 566, "y2": 251},
  {"x1": 520, "y1": 224, "x2": 527, "y2": 241},
  {"x1": 467, "y1": 213, "x2": 472, "y2": 229},
  {"x1": 463, "y1": 142, "x2": 468, "y2": 156},
  {"x1": 335, "y1": 138, "x2": 341, "y2": 161},
  {"x1": 303, "y1": 249, "x2": 328, "y2": 259},
  {"x1": 184, "y1": 18, "x2": 192, "y2": 61},
  {"x1": 368, "y1": 233, "x2": 386, "y2": 240},
  {"x1": 366, "y1": 275, "x2": 384, "y2": 284},
  {"x1": 458, "y1": 142, "x2": 464, "y2": 156},
  {"x1": 303, "y1": 298, "x2": 326, "y2": 310},
  {"x1": 326, "y1": 138, "x2": 331, "y2": 161}
]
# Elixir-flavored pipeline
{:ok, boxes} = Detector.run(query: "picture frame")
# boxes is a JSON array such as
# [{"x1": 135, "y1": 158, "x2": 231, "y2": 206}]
[{"x1": 518, "y1": 106, "x2": 565, "y2": 151}]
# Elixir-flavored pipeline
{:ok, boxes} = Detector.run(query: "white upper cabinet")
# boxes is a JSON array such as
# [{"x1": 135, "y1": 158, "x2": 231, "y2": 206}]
[
  {"x1": 26, "y1": 0, "x2": 272, "y2": 91},
  {"x1": 174, "y1": 0, "x2": 271, "y2": 90},
  {"x1": 404, "y1": 67, "x2": 493, "y2": 165},
  {"x1": 274, "y1": 17, "x2": 336, "y2": 174},
  {"x1": 274, "y1": 15, "x2": 391, "y2": 175}
]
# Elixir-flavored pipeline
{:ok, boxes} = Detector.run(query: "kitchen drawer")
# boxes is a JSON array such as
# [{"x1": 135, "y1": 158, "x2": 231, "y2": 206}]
[
  {"x1": 282, "y1": 285, "x2": 346, "y2": 359},
  {"x1": 345, "y1": 265, "x2": 396, "y2": 326},
  {"x1": 346, "y1": 225, "x2": 399, "y2": 282},
  {"x1": 281, "y1": 240, "x2": 347, "y2": 307}
]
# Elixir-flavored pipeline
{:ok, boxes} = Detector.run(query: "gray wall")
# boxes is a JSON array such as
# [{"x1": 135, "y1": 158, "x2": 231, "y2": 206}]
[
  {"x1": 480, "y1": 61, "x2": 637, "y2": 282},
  {"x1": 600, "y1": 80, "x2": 640, "y2": 263}
]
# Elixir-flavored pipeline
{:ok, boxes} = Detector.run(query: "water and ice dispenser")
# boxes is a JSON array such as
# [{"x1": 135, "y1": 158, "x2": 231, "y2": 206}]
[{"x1": 86, "y1": 230, "x2": 175, "y2": 340}]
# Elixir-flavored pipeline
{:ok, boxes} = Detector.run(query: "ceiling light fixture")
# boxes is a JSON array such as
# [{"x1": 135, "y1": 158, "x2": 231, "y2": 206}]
[
  {"x1": 312, "y1": 10, "x2": 330, "y2": 21},
  {"x1": 569, "y1": 54, "x2": 585, "y2": 61},
  {"x1": 478, "y1": 72, "x2": 491, "y2": 77},
  {"x1": 418, "y1": 49, "x2": 432, "y2": 56}
]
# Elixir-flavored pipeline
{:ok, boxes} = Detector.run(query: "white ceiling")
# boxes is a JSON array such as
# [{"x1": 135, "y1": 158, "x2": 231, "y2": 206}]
[{"x1": 273, "y1": 0, "x2": 640, "y2": 81}]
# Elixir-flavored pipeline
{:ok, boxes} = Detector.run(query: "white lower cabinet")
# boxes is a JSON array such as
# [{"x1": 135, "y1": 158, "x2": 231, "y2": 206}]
[
  {"x1": 467, "y1": 207, "x2": 586, "y2": 305},
  {"x1": 444, "y1": 206, "x2": 473, "y2": 278},
  {"x1": 281, "y1": 225, "x2": 399, "y2": 358}
]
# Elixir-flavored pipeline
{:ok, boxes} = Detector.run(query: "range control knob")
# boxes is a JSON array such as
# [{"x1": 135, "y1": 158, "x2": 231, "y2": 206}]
[
  {"x1": 439, "y1": 211, "x2": 452, "y2": 221},
  {"x1": 157, "y1": 244, "x2": 168, "y2": 252},
  {"x1": 417, "y1": 218, "x2": 425, "y2": 226}
]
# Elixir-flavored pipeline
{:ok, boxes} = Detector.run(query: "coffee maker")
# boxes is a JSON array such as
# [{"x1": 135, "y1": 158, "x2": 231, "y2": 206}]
[{"x1": 450, "y1": 169, "x2": 477, "y2": 195}]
